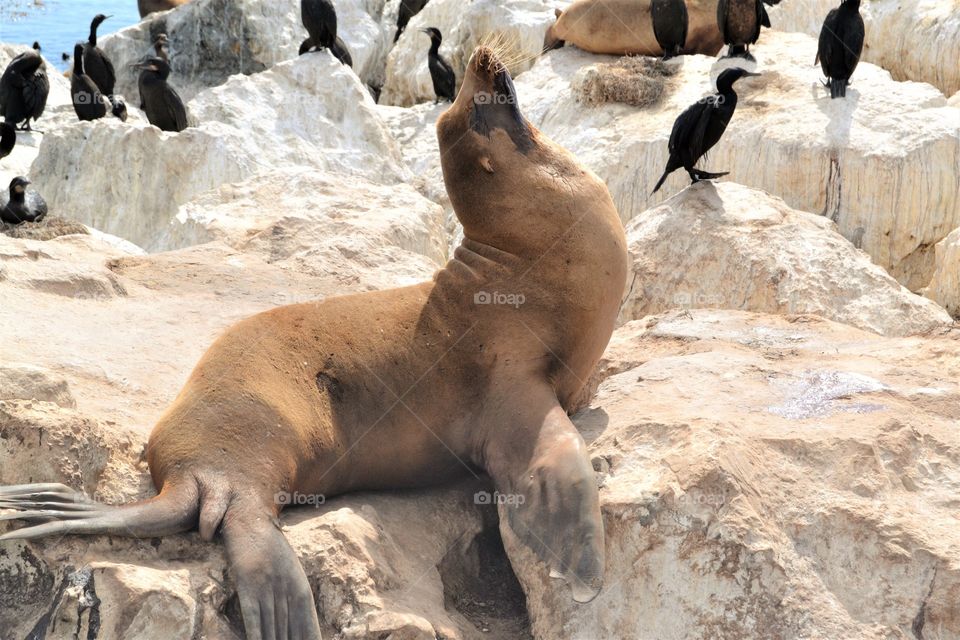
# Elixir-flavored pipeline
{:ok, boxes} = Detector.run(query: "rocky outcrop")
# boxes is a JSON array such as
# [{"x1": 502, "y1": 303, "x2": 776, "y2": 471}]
[
  {"x1": 99, "y1": 0, "x2": 395, "y2": 104},
  {"x1": 164, "y1": 168, "x2": 447, "y2": 287},
  {"x1": 621, "y1": 182, "x2": 953, "y2": 336},
  {"x1": 769, "y1": 0, "x2": 960, "y2": 96},
  {"x1": 511, "y1": 310, "x2": 960, "y2": 640},
  {"x1": 515, "y1": 30, "x2": 960, "y2": 291},
  {"x1": 926, "y1": 226, "x2": 960, "y2": 318},
  {"x1": 380, "y1": 0, "x2": 558, "y2": 106},
  {"x1": 29, "y1": 55, "x2": 407, "y2": 251}
]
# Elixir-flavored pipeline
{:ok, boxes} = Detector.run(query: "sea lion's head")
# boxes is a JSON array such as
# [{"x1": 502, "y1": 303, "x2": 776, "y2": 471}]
[{"x1": 437, "y1": 46, "x2": 615, "y2": 256}]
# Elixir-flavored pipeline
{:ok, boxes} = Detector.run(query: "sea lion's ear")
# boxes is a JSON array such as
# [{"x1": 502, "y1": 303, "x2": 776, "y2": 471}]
[
  {"x1": 480, "y1": 157, "x2": 495, "y2": 173},
  {"x1": 555, "y1": 8, "x2": 562, "y2": 18}
]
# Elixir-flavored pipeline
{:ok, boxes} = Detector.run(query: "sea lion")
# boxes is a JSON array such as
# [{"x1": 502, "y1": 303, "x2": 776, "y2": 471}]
[
  {"x1": 544, "y1": 0, "x2": 724, "y2": 57},
  {"x1": 138, "y1": 0, "x2": 190, "y2": 18},
  {"x1": 0, "y1": 46, "x2": 628, "y2": 640}
]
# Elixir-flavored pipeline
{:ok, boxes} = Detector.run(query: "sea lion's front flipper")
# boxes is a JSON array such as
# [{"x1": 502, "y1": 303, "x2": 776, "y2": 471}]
[
  {"x1": 483, "y1": 388, "x2": 605, "y2": 603},
  {"x1": 221, "y1": 497, "x2": 322, "y2": 640}
]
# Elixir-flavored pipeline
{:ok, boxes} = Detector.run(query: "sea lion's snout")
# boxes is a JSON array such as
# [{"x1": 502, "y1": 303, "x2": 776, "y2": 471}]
[{"x1": 458, "y1": 46, "x2": 533, "y2": 153}]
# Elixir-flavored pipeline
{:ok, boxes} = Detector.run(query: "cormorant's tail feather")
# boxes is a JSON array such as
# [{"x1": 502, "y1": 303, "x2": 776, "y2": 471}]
[
  {"x1": 652, "y1": 169, "x2": 671, "y2": 194},
  {"x1": 0, "y1": 479, "x2": 202, "y2": 541},
  {"x1": 830, "y1": 78, "x2": 846, "y2": 99}
]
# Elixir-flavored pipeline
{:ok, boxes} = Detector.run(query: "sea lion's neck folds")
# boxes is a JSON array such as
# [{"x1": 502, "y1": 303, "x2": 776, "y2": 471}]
[{"x1": 435, "y1": 238, "x2": 528, "y2": 293}]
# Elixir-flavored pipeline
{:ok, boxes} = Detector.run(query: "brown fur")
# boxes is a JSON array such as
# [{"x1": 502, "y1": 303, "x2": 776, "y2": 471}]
[
  {"x1": 545, "y1": 0, "x2": 724, "y2": 56},
  {"x1": 138, "y1": 0, "x2": 190, "y2": 18}
]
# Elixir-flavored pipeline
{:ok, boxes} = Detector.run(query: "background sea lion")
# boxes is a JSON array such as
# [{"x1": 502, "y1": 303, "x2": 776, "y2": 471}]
[
  {"x1": 544, "y1": 0, "x2": 724, "y2": 57},
  {"x1": 138, "y1": 0, "x2": 191, "y2": 18},
  {"x1": 0, "y1": 46, "x2": 628, "y2": 640}
]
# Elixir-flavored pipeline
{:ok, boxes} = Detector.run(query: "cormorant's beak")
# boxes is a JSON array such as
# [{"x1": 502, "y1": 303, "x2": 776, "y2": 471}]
[{"x1": 744, "y1": 72, "x2": 762, "y2": 77}]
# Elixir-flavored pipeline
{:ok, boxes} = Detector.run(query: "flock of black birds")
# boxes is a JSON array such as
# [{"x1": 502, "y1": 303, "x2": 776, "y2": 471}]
[
  {"x1": 1, "y1": 0, "x2": 865, "y2": 224},
  {"x1": 649, "y1": 0, "x2": 865, "y2": 193}
]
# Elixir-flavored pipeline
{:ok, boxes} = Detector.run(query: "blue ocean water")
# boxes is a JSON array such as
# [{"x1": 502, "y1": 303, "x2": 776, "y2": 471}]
[{"x1": 0, "y1": 0, "x2": 141, "y2": 70}]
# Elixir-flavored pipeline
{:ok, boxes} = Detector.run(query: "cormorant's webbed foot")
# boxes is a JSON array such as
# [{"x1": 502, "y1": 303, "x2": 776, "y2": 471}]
[{"x1": 688, "y1": 168, "x2": 729, "y2": 183}]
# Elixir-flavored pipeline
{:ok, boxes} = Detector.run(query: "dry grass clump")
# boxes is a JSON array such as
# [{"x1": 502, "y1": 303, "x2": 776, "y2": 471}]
[
  {"x1": 573, "y1": 56, "x2": 679, "y2": 108},
  {"x1": 1, "y1": 217, "x2": 89, "y2": 240}
]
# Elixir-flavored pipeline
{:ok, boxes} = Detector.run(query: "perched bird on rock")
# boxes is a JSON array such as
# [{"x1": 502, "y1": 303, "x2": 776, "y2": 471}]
[
  {"x1": 137, "y1": 57, "x2": 188, "y2": 132},
  {"x1": 651, "y1": 0, "x2": 688, "y2": 60},
  {"x1": 299, "y1": 0, "x2": 353, "y2": 66},
  {"x1": 71, "y1": 42, "x2": 110, "y2": 121},
  {"x1": 652, "y1": 67, "x2": 760, "y2": 193},
  {"x1": 139, "y1": 33, "x2": 170, "y2": 109},
  {"x1": 816, "y1": 0, "x2": 864, "y2": 99},
  {"x1": 395, "y1": 0, "x2": 429, "y2": 42},
  {"x1": 1, "y1": 177, "x2": 47, "y2": 225},
  {"x1": 0, "y1": 43, "x2": 49, "y2": 131},
  {"x1": 422, "y1": 27, "x2": 455, "y2": 103},
  {"x1": 0, "y1": 121, "x2": 15, "y2": 160},
  {"x1": 717, "y1": 0, "x2": 764, "y2": 60},
  {"x1": 83, "y1": 14, "x2": 127, "y2": 120}
]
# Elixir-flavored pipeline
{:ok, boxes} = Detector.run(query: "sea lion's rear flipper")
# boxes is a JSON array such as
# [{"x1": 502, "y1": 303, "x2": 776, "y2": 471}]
[
  {"x1": 483, "y1": 387, "x2": 605, "y2": 603},
  {"x1": 0, "y1": 480, "x2": 199, "y2": 540},
  {"x1": 221, "y1": 497, "x2": 323, "y2": 640}
]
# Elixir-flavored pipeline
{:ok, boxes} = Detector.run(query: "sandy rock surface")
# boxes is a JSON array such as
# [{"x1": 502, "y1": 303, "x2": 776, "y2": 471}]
[
  {"x1": 513, "y1": 310, "x2": 960, "y2": 640},
  {"x1": 2, "y1": 1, "x2": 959, "y2": 638}
]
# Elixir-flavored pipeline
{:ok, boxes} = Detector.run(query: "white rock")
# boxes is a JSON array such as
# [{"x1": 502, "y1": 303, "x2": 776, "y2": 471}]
[
  {"x1": 514, "y1": 30, "x2": 960, "y2": 291},
  {"x1": 30, "y1": 55, "x2": 407, "y2": 250},
  {"x1": 769, "y1": 0, "x2": 960, "y2": 96},
  {"x1": 925, "y1": 226, "x2": 960, "y2": 319},
  {"x1": 99, "y1": 0, "x2": 392, "y2": 104},
  {"x1": 164, "y1": 167, "x2": 447, "y2": 289},
  {"x1": 513, "y1": 310, "x2": 960, "y2": 640},
  {"x1": 621, "y1": 182, "x2": 954, "y2": 336},
  {"x1": 380, "y1": 0, "x2": 559, "y2": 106},
  {"x1": 0, "y1": 364, "x2": 76, "y2": 408}
]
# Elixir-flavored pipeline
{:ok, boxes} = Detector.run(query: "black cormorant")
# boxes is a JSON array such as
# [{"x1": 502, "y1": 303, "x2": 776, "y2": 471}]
[
  {"x1": 651, "y1": 0, "x2": 688, "y2": 60},
  {"x1": 299, "y1": 0, "x2": 353, "y2": 66},
  {"x1": 652, "y1": 67, "x2": 760, "y2": 193},
  {"x1": 139, "y1": 33, "x2": 170, "y2": 109},
  {"x1": 0, "y1": 122, "x2": 15, "y2": 160},
  {"x1": 1, "y1": 177, "x2": 47, "y2": 225},
  {"x1": 71, "y1": 42, "x2": 110, "y2": 121},
  {"x1": 816, "y1": 0, "x2": 864, "y2": 99},
  {"x1": 137, "y1": 57, "x2": 188, "y2": 132},
  {"x1": 422, "y1": 27, "x2": 455, "y2": 103},
  {"x1": 395, "y1": 0, "x2": 429, "y2": 42},
  {"x1": 0, "y1": 44, "x2": 50, "y2": 131},
  {"x1": 717, "y1": 0, "x2": 764, "y2": 59},
  {"x1": 83, "y1": 14, "x2": 127, "y2": 117}
]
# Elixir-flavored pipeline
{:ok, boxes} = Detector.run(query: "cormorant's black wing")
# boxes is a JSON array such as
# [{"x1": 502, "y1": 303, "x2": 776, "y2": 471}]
[
  {"x1": 668, "y1": 100, "x2": 711, "y2": 165},
  {"x1": 302, "y1": 0, "x2": 338, "y2": 46},
  {"x1": 163, "y1": 86, "x2": 188, "y2": 132},
  {"x1": 23, "y1": 67, "x2": 49, "y2": 120},
  {"x1": 843, "y1": 13, "x2": 865, "y2": 75},
  {"x1": 430, "y1": 56, "x2": 456, "y2": 101},
  {"x1": 751, "y1": 0, "x2": 764, "y2": 42},
  {"x1": 83, "y1": 46, "x2": 116, "y2": 95},
  {"x1": 817, "y1": 8, "x2": 840, "y2": 71},
  {"x1": 760, "y1": 1, "x2": 771, "y2": 29},
  {"x1": 716, "y1": 0, "x2": 729, "y2": 41}
]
